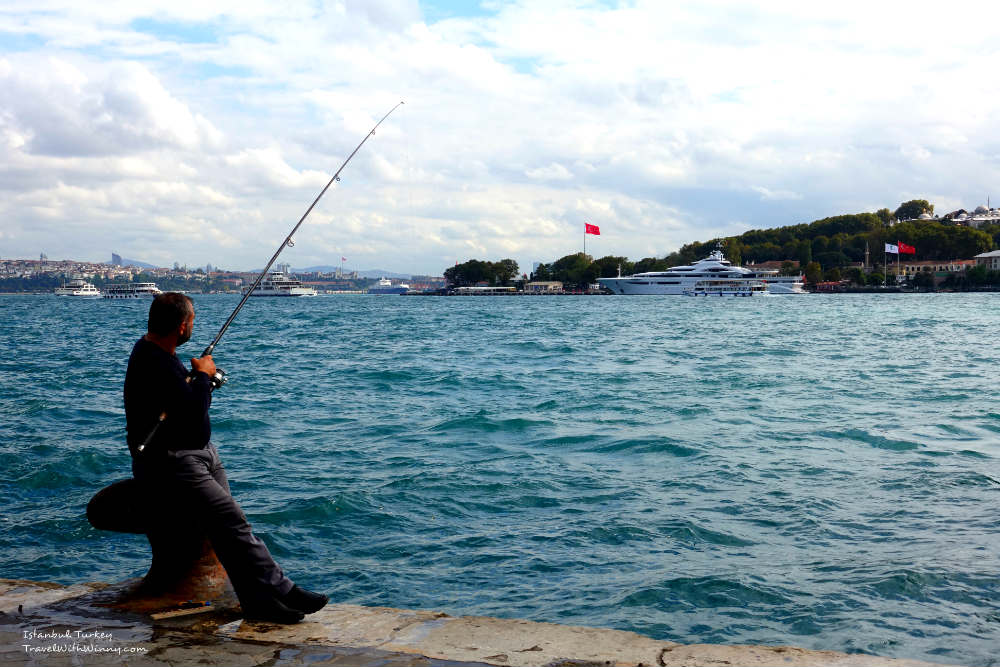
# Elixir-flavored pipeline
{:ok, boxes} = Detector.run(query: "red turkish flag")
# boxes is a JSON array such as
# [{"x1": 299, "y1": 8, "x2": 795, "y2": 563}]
[
  {"x1": 585, "y1": 223, "x2": 600, "y2": 235},
  {"x1": 898, "y1": 242, "x2": 916, "y2": 254}
]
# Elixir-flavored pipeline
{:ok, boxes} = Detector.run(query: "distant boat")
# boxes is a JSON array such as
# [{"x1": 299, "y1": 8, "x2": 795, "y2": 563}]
[
  {"x1": 368, "y1": 277, "x2": 410, "y2": 295},
  {"x1": 54, "y1": 279, "x2": 101, "y2": 298},
  {"x1": 242, "y1": 271, "x2": 317, "y2": 297},
  {"x1": 683, "y1": 279, "x2": 769, "y2": 297},
  {"x1": 102, "y1": 283, "x2": 162, "y2": 299}
]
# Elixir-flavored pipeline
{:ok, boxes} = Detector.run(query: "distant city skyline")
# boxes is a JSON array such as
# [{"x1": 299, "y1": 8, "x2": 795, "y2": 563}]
[{"x1": 2, "y1": 2, "x2": 1000, "y2": 274}]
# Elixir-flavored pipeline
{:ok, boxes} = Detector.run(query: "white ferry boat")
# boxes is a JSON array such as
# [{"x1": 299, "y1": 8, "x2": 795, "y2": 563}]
[
  {"x1": 242, "y1": 271, "x2": 317, "y2": 297},
  {"x1": 683, "y1": 279, "x2": 769, "y2": 297},
  {"x1": 54, "y1": 279, "x2": 101, "y2": 297},
  {"x1": 368, "y1": 277, "x2": 410, "y2": 295},
  {"x1": 102, "y1": 282, "x2": 163, "y2": 299},
  {"x1": 598, "y1": 248, "x2": 804, "y2": 295}
]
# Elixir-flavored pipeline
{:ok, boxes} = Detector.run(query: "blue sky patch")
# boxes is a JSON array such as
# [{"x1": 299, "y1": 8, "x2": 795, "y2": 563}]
[{"x1": 130, "y1": 17, "x2": 220, "y2": 44}]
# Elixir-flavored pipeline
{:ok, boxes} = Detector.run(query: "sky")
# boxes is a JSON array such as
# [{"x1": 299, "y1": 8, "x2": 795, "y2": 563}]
[{"x1": 1, "y1": 0, "x2": 999, "y2": 275}]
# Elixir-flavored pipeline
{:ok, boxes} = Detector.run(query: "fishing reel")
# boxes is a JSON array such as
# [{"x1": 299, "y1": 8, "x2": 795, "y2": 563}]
[
  {"x1": 210, "y1": 368, "x2": 228, "y2": 390},
  {"x1": 187, "y1": 367, "x2": 228, "y2": 390}
]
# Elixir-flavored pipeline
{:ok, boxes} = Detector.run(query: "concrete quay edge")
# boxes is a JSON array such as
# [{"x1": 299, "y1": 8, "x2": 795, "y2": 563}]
[{"x1": 0, "y1": 579, "x2": 957, "y2": 667}]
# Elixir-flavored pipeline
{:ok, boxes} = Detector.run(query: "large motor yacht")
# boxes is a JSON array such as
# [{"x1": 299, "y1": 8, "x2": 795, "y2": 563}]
[
  {"x1": 598, "y1": 248, "x2": 805, "y2": 295},
  {"x1": 368, "y1": 277, "x2": 410, "y2": 295},
  {"x1": 54, "y1": 279, "x2": 101, "y2": 297},
  {"x1": 242, "y1": 271, "x2": 317, "y2": 297}
]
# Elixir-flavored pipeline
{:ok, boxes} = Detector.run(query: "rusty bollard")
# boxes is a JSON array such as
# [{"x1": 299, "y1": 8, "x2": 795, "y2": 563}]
[{"x1": 87, "y1": 479, "x2": 238, "y2": 614}]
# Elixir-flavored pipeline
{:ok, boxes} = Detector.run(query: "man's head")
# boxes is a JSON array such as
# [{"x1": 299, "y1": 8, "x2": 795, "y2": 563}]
[{"x1": 148, "y1": 293, "x2": 195, "y2": 345}]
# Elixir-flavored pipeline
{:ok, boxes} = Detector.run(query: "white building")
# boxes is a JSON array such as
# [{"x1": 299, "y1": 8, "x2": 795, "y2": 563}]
[{"x1": 973, "y1": 250, "x2": 1000, "y2": 270}]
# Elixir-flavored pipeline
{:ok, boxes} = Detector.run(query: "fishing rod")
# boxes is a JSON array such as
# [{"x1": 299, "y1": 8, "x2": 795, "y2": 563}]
[
  {"x1": 136, "y1": 101, "x2": 403, "y2": 454},
  {"x1": 201, "y1": 100, "x2": 405, "y2": 388}
]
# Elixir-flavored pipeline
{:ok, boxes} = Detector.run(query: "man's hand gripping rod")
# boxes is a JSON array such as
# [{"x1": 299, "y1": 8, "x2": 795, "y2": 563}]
[
  {"x1": 136, "y1": 101, "x2": 404, "y2": 454},
  {"x1": 199, "y1": 100, "x2": 405, "y2": 387}
]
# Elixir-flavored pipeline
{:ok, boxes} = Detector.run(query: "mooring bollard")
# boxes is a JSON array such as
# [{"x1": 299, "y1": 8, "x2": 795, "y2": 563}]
[{"x1": 87, "y1": 479, "x2": 237, "y2": 613}]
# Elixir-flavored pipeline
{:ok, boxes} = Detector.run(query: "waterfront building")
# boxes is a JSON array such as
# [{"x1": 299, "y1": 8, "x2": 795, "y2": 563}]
[
  {"x1": 898, "y1": 260, "x2": 976, "y2": 276},
  {"x1": 525, "y1": 281, "x2": 563, "y2": 293},
  {"x1": 973, "y1": 250, "x2": 1000, "y2": 270}
]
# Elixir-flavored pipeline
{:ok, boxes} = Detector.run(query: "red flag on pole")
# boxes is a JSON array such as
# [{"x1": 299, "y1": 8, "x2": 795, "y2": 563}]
[
  {"x1": 585, "y1": 223, "x2": 600, "y2": 235},
  {"x1": 898, "y1": 242, "x2": 916, "y2": 254}
]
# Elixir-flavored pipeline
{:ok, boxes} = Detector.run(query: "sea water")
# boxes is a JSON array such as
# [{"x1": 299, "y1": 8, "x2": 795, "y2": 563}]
[{"x1": 1, "y1": 293, "x2": 998, "y2": 666}]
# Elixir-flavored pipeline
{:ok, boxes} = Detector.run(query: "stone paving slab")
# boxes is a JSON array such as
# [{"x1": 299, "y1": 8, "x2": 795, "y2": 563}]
[{"x1": 0, "y1": 579, "x2": 957, "y2": 667}]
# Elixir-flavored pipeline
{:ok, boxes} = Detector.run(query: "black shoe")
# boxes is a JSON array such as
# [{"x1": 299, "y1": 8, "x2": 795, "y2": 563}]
[
  {"x1": 281, "y1": 585, "x2": 329, "y2": 614},
  {"x1": 242, "y1": 597, "x2": 305, "y2": 624}
]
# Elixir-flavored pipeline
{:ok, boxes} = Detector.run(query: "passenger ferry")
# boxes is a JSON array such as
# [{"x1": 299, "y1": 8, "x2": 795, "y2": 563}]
[
  {"x1": 598, "y1": 247, "x2": 804, "y2": 295},
  {"x1": 683, "y1": 279, "x2": 769, "y2": 297},
  {"x1": 102, "y1": 282, "x2": 163, "y2": 299},
  {"x1": 242, "y1": 271, "x2": 317, "y2": 297},
  {"x1": 368, "y1": 277, "x2": 410, "y2": 295},
  {"x1": 54, "y1": 279, "x2": 101, "y2": 297}
]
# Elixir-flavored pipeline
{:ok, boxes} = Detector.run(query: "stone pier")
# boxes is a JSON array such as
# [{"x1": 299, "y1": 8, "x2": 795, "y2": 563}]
[{"x1": 0, "y1": 578, "x2": 957, "y2": 667}]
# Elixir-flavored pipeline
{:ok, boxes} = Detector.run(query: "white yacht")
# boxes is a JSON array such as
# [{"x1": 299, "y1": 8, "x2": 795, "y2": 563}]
[
  {"x1": 243, "y1": 271, "x2": 317, "y2": 297},
  {"x1": 54, "y1": 279, "x2": 101, "y2": 297},
  {"x1": 598, "y1": 248, "x2": 806, "y2": 295},
  {"x1": 103, "y1": 282, "x2": 163, "y2": 299},
  {"x1": 368, "y1": 277, "x2": 410, "y2": 295}
]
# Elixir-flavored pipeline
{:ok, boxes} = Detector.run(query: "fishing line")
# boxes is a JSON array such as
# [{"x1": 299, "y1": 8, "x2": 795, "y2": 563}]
[{"x1": 137, "y1": 101, "x2": 404, "y2": 454}]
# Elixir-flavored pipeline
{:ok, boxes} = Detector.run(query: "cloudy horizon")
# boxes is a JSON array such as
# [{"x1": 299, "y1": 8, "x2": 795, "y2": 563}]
[{"x1": 2, "y1": 1, "x2": 998, "y2": 275}]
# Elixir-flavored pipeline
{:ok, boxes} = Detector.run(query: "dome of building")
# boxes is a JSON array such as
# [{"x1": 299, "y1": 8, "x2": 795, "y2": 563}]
[
  {"x1": 975, "y1": 205, "x2": 989, "y2": 214},
  {"x1": 918, "y1": 212, "x2": 932, "y2": 219}
]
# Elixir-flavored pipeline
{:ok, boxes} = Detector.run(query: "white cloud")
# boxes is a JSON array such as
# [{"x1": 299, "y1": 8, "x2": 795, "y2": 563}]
[{"x1": 3, "y1": 1, "x2": 1000, "y2": 274}]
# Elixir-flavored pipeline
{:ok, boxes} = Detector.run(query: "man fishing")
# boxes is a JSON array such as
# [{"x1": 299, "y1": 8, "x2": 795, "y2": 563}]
[{"x1": 125, "y1": 292, "x2": 327, "y2": 623}]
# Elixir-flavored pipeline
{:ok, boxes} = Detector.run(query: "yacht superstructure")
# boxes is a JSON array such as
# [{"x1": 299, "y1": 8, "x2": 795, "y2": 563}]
[
  {"x1": 242, "y1": 271, "x2": 317, "y2": 297},
  {"x1": 54, "y1": 279, "x2": 101, "y2": 297}
]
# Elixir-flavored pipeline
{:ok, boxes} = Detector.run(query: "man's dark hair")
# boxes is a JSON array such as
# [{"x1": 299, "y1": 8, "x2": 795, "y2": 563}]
[{"x1": 148, "y1": 293, "x2": 194, "y2": 336}]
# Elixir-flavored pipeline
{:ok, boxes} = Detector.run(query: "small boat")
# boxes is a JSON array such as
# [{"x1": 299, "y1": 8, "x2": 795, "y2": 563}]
[
  {"x1": 242, "y1": 271, "x2": 317, "y2": 297},
  {"x1": 683, "y1": 279, "x2": 769, "y2": 297},
  {"x1": 54, "y1": 279, "x2": 101, "y2": 297},
  {"x1": 102, "y1": 282, "x2": 162, "y2": 299}
]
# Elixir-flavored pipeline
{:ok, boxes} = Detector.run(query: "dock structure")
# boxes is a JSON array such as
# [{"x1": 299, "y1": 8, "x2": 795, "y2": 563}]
[{"x1": 1, "y1": 578, "x2": 954, "y2": 667}]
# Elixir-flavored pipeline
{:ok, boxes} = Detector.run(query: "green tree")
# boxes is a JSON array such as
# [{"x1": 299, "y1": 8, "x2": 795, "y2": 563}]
[
  {"x1": 797, "y1": 240, "x2": 812, "y2": 267},
  {"x1": 548, "y1": 253, "x2": 596, "y2": 288},
  {"x1": 494, "y1": 259, "x2": 519, "y2": 284},
  {"x1": 845, "y1": 267, "x2": 866, "y2": 285},
  {"x1": 867, "y1": 272, "x2": 885, "y2": 286},
  {"x1": 532, "y1": 263, "x2": 551, "y2": 281},
  {"x1": 875, "y1": 208, "x2": 895, "y2": 226},
  {"x1": 894, "y1": 199, "x2": 933, "y2": 221},
  {"x1": 966, "y1": 264, "x2": 989, "y2": 286},
  {"x1": 724, "y1": 238, "x2": 743, "y2": 265},
  {"x1": 804, "y1": 261, "x2": 823, "y2": 284},
  {"x1": 823, "y1": 267, "x2": 842, "y2": 282},
  {"x1": 593, "y1": 256, "x2": 634, "y2": 278},
  {"x1": 911, "y1": 271, "x2": 935, "y2": 289},
  {"x1": 780, "y1": 260, "x2": 798, "y2": 276}
]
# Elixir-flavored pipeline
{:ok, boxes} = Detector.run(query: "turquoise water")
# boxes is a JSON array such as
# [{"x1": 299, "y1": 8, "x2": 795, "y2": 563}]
[{"x1": 2, "y1": 293, "x2": 999, "y2": 665}]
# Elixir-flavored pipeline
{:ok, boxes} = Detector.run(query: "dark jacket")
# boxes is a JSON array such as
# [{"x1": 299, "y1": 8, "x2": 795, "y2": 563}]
[{"x1": 124, "y1": 337, "x2": 213, "y2": 456}]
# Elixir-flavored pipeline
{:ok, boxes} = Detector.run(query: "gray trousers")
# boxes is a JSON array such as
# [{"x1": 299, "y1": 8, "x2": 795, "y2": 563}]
[{"x1": 132, "y1": 443, "x2": 293, "y2": 606}]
